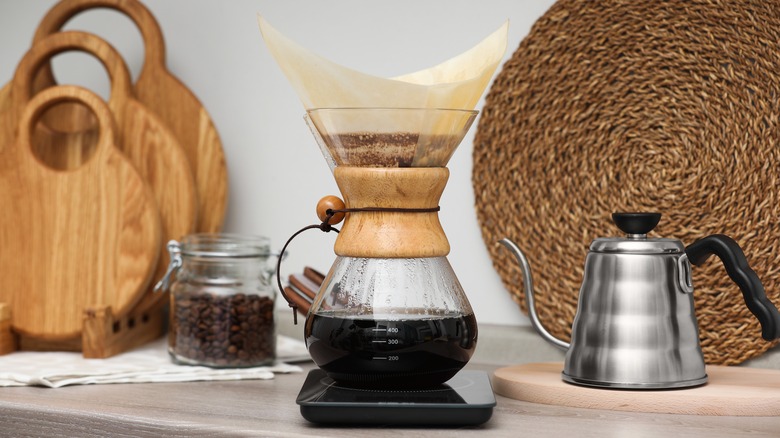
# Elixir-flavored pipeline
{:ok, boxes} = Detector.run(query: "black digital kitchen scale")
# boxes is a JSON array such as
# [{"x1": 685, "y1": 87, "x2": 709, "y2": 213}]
[{"x1": 295, "y1": 369, "x2": 496, "y2": 426}]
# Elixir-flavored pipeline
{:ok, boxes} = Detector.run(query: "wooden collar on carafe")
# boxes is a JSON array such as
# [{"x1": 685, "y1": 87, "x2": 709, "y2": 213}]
[{"x1": 329, "y1": 167, "x2": 450, "y2": 258}]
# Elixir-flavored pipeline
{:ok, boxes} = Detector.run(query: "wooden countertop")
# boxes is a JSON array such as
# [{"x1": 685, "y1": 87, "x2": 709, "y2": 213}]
[
  {"x1": 1, "y1": 362, "x2": 779, "y2": 437},
  {"x1": 1, "y1": 323, "x2": 779, "y2": 437}
]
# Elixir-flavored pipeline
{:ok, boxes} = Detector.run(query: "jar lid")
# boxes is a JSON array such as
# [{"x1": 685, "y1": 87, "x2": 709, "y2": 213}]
[{"x1": 180, "y1": 233, "x2": 271, "y2": 258}]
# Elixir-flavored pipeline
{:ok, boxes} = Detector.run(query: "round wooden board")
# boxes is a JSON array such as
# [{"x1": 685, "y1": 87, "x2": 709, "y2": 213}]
[
  {"x1": 0, "y1": 86, "x2": 161, "y2": 339},
  {"x1": 493, "y1": 362, "x2": 780, "y2": 416}
]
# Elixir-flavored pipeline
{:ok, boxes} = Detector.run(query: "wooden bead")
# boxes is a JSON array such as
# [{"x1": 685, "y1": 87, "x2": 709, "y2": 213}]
[{"x1": 316, "y1": 196, "x2": 346, "y2": 225}]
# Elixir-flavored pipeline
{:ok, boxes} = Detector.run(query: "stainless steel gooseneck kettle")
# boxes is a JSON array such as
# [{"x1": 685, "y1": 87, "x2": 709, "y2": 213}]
[{"x1": 500, "y1": 212, "x2": 780, "y2": 389}]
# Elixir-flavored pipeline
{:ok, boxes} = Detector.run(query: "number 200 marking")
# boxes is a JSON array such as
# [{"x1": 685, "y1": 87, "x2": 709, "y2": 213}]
[{"x1": 388, "y1": 356, "x2": 399, "y2": 361}]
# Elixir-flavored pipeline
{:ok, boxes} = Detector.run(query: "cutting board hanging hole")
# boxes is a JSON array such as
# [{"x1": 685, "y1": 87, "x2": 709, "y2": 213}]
[
  {"x1": 59, "y1": 9, "x2": 144, "y2": 83},
  {"x1": 30, "y1": 100, "x2": 99, "y2": 171},
  {"x1": 35, "y1": 51, "x2": 106, "y2": 134}
]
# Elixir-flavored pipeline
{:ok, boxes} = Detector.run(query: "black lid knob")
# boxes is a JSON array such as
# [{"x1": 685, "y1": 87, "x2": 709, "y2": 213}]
[{"x1": 612, "y1": 212, "x2": 661, "y2": 235}]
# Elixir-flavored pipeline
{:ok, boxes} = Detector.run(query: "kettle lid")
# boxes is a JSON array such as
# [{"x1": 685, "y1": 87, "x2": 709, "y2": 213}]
[{"x1": 590, "y1": 212, "x2": 684, "y2": 254}]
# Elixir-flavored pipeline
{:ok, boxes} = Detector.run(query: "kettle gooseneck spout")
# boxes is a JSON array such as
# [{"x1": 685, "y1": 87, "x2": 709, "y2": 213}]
[{"x1": 498, "y1": 238, "x2": 570, "y2": 351}]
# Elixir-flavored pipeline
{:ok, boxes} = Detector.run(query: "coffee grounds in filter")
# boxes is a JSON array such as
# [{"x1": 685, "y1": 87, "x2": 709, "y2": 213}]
[{"x1": 324, "y1": 132, "x2": 460, "y2": 167}]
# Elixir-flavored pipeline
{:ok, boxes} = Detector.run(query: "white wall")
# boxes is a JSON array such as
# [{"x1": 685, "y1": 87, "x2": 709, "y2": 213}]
[{"x1": 0, "y1": 0, "x2": 557, "y2": 326}]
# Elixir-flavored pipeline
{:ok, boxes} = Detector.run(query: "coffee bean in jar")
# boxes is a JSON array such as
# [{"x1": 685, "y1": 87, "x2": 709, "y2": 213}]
[
  {"x1": 158, "y1": 234, "x2": 277, "y2": 368},
  {"x1": 171, "y1": 290, "x2": 275, "y2": 367}
]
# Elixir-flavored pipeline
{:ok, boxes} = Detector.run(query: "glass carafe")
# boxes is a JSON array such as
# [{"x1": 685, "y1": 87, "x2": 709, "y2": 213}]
[
  {"x1": 300, "y1": 108, "x2": 478, "y2": 388},
  {"x1": 305, "y1": 257, "x2": 476, "y2": 387}
]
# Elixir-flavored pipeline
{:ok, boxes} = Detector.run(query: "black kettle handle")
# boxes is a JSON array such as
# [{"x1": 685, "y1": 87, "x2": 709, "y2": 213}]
[{"x1": 685, "y1": 234, "x2": 780, "y2": 341}]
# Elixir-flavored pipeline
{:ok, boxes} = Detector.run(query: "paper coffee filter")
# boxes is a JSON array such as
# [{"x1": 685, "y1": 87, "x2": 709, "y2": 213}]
[
  {"x1": 257, "y1": 15, "x2": 508, "y2": 111},
  {"x1": 257, "y1": 15, "x2": 507, "y2": 167}
]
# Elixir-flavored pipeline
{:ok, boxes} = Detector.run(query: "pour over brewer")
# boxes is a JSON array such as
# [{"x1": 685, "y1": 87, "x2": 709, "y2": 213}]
[{"x1": 285, "y1": 108, "x2": 480, "y2": 388}]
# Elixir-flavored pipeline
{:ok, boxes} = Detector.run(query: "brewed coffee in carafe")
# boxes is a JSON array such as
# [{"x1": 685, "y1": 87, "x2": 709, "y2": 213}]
[{"x1": 305, "y1": 258, "x2": 476, "y2": 387}]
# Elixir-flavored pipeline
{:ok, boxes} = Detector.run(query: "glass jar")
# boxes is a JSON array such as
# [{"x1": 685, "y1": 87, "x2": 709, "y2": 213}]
[{"x1": 157, "y1": 234, "x2": 277, "y2": 367}]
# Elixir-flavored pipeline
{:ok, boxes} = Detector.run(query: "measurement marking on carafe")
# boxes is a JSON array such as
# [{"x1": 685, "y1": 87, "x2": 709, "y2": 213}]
[
  {"x1": 372, "y1": 356, "x2": 399, "y2": 361},
  {"x1": 372, "y1": 340, "x2": 387, "y2": 343},
  {"x1": 372, "y1": 328, "x2": 387, "y2": 332}
]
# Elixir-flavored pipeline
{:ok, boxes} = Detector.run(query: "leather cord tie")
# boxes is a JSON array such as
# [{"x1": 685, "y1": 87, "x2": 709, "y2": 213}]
[{"x1": 276, "y1": 205, "x2": 441, "y2": 324}]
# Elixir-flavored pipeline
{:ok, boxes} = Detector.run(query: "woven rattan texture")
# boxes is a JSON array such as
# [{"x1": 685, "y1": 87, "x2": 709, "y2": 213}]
[{"x1": 474, "y1": 0, "x2": 780, "y2": 365}]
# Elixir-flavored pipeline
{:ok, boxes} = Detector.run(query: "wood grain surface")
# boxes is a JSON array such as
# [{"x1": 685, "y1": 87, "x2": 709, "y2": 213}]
[
  {"x1": 493, "y1": 362, "x2": 780, "y2": 416},
  {"x1": 0, "y1": 304, "x2": 15, "y2": 354},
  {"x1": 32, "y1": 0, "x2": 228, "y2": 234},
  {"x1": 3, "y1": 31, "x2": 197, "y2": 315},
  {"x1": 333, "y1": 167, "x2": 450, "y2": 258},
  {"x1": 0, "y1": 85, "x2": 161, "y2": 339},
  {"x1": 0, "y1": 359, "x2": 778, "y2": 437},
  {"x1": 81, "y1": 304, "x2": 165, "y2": 358}
]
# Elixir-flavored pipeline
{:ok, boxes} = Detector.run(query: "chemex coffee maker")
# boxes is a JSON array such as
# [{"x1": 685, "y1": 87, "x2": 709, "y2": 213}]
[
  {"x1": 302, "y1": 108, "x2": 479, "y2": 387},
  {"x1": 501, "y1": 212, "x2": 780, "y2": 389},
  {"x1": 258, "y1": 16, "x2": 508, "y2": 426}
]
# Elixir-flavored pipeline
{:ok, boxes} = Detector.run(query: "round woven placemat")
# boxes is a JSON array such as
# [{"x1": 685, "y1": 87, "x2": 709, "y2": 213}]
[{"x1": 474, "y1": 0, "x2": 780, "y2": 365}]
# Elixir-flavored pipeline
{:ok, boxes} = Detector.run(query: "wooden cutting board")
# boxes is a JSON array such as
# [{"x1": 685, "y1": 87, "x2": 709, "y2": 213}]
[
  {"x1": 493, "y1": 362, "x2": 780, "y2": 416},
  {"x1": 2, "y1": 31, "x2": 198, "y2": 315},
  {"x1": 0, "y1": 85, "x2": 161, "y2": 339},
  {"x1": 30, "y1": 0, "x2": 228, "y2": 233}
]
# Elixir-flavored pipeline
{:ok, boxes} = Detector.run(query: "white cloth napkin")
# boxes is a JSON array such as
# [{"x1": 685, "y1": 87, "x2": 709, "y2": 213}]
[{"x1": 0, "y1": 335, "x2": 309, "y2": 388}]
